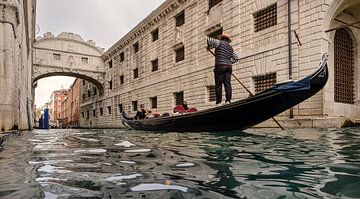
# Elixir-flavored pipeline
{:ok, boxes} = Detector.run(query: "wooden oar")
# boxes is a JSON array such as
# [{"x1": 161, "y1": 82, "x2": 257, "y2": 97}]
[{"x1": 207, "y1": 48, "x2": 285, "y2": 130}]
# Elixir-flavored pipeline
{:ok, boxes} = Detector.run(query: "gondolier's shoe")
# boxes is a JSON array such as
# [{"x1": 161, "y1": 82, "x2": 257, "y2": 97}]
[
  {"x1": 216, "y1": 103, "x2": 222, "y2": 107},
  {"x1": 225, "y1": 100, "x2": 231, "y2": 104}
]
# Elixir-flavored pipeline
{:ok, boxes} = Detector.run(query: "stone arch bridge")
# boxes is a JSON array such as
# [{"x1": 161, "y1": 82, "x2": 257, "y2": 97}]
[{"x1": 33, "y1": 32, "x2": 105, "y2": 94}]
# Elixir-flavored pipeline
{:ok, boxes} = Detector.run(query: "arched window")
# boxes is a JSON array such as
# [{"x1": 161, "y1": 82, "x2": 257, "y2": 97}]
[{"x1": 334, "y1": 28, "x2": 354, "y2": 104}]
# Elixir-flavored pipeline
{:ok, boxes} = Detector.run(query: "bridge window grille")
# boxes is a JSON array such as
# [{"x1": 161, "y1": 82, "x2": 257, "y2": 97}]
[
  {"x1": 174, "y1": 91, "x2": 184, "y2": 105},
  {"x1": 108, "y1": 106, "x2": 111, "y2": 115},
  {"x1": 207, "y1": 85, "x2": 216, "y2": 102},
  {"x1": 175, "y1": 10, "x2": 185, "y2": 27},
  {"x1": 152, "y1": 28, "x2": 159, "y2": 42},
  {"x1": 334, "y1": 28, "x2": 354, "y2": 104},
  {"x1": 175, "y1": 46, "x2": 185, "y2": 63},
  {"x1": 132, "y1": 101, "x2": 138, "y2": 111},
  {"x1": 253, "y1": 3, "x2": 277, "y2": 32},
  {"x1": 118, "y1": 104, "x2": 123, "y2": 113},
  {"x1": 108, "y1": 60, "x2": 113, "y2": 68},
  {"x1": 208, "y1": 28, "x2": 223, "y2": 39},
  {"x1": 81, "y1": 57, "x2": 89, "y2": 64},
  {"x1": 253, "y1": 73, "x2": 276, "y2": 94},
  {"x1": 100, "y1": 108, "x2": 103, "y2": 116},
  {"x1": 150, "y1": 97, "x2": 157, "y2": 109},
  {"x1": 120, "y1": 52, "x2": 125, "y2": 62},
  {"x1": 119, "y1": 75, "x2": 124, "y2": 84},
  {"x1": 209, "y1": 0, "x2": 222, "y2": 10},
  {"x1": 133, "y1": 42, "x2": 139, "y2": 53},
  {"x1": 53, "y1": 53, "x2": 61, "y2": 61},
  {"x1": 151, "y1": 59, "x2": 158, "y2": 72},
  {"x1": 133, "y1": 68, "x2": 139, "y2": 79}
]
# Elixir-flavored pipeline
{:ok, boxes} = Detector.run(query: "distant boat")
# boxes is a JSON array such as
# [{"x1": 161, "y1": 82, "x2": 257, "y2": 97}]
[{"x1": 122, "y1": 54, "x2": 329, "y2": 132}]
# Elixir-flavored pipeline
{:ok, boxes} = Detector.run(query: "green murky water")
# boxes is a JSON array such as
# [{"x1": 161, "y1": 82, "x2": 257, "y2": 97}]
[{"x1": 0, "y1": 128, "x2": 359, "y2": 198}]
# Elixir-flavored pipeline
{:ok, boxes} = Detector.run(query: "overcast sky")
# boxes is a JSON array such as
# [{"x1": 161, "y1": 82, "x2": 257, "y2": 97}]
[{"x1": 34, "y1": 0, "x2": 166, "y2": 107}]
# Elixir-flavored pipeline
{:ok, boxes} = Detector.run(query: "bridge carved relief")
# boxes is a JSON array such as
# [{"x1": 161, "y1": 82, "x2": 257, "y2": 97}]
[{"x1": 33, "y1": 32, "x2": 106, "y2": 94}]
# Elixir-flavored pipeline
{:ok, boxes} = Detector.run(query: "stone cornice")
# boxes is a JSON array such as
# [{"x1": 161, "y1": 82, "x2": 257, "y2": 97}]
[{"x1": 103, "y1": 0, "x2": 188, "y2": 60}]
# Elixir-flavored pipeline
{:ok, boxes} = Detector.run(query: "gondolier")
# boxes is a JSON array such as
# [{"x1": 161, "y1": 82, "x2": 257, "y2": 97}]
[{"x1": 207, "y1": 33, "x2": 240, "y2": 105}]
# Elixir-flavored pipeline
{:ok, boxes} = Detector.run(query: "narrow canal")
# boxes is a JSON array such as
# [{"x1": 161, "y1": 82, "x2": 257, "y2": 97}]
[{"x1": 0, "y1": 128, "x2": 359, "y2": 198}]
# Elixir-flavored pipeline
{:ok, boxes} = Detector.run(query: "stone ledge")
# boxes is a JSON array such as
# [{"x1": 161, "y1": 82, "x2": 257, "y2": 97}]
[
  {"x1": 254, "y1": 117, "x2": 350, "y2": 129},
  {"x1": 0, "y1": 131, "x2": 20, "y2": 151}
]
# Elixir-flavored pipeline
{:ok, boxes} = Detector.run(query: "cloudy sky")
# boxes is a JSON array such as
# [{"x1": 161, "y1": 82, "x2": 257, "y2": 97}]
[{"x1": 34, "y1": 0, "x2": 166, "y2": 107}]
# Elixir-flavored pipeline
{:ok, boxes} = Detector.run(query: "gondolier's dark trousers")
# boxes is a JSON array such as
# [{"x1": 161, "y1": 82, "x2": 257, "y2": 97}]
[{"x1": 214, "y1": 64, "x2": 232, "y2": 104}]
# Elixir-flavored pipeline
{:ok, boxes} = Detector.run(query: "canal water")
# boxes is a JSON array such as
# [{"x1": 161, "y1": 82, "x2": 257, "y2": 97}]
[{"x1": 0, "y1": 128, "x2": 359, "y2": 199}]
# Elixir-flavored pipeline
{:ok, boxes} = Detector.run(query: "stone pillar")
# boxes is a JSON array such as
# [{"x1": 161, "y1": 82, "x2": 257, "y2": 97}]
[{"x1": 0, "y1": 2, "x2": 19, "y2": 131}]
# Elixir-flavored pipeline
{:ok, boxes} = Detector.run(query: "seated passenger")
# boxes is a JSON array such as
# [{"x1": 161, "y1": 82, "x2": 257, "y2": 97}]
[{"x1": 134, "y1": 104, "x2": 149, "y2": 120}]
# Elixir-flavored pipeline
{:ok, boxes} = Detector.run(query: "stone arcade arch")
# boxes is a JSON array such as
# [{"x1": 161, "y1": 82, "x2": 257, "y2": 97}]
[{"x1": 33, "y1": 32, "x2": 106, "y2": 95}]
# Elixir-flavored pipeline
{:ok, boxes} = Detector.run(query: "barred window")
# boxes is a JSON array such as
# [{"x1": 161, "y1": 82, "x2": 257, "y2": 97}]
[
  {"x1": 174, "y1": 91, "x2": 184, "y2": 105},
  {"x1": 150, "y1": 97, "x2": 157, "y2": 109},
  {"x1": 175, "y1": 10, "x2": 185, "y2": 27},
  {"x1": 334, "y1": 28, "x2": 354, "y2": 104},
  {"x1": 118, "y1": 104, "x2": 123, "y2": 113},
  {"x1": 175, "y1": 46, "x2": 185, "y2": 62},
  {"x1": 254, "y1": 3, "x2": 277, "y2": 32},
  {"x1": 93, "y1": 87, "x2": 97, "y2": 96},
  {"x1": 53, "y1": 53, "x2": 61, "y2": 61},
  {"x1": 253, "y1": 73, "x2": 276, "y2": 94},
  {"x1": 151, "y1": 28, "x2": 159, "y2": 42},
  {"x1": 209, "y1": 0, "x2": 222, "y2": 10},
  {"x1": 207, "y1": 85, "x2": 216, "y2": 102},
  {"x1": 81, "y1": 57, "x2": 89, "y2": 64},
  {"x1": 119, "y1": 75, "x2": 124, "y2": 85},
  {"x1": 132, "y1": 101, "x2": 138, "y2": 111},
  {"x1": 120, "y1": 52, "x2": 125, "y2": 62},
  {"x1": 151, "y1": 59, "x2": 159, "y2": 72},
  {"x1": 108, "y1": 59, "x2": 113, "y2": 68},
  {"x1": 133, "y1": 68, "x2": 139, "y2": 79},
  {"x1": 208, "y1": 28, "x2": 223, "y2": 39},
  {"x1": 133, "y1": 42, "x2": 139, "y2": 53},
  {"x1": 107, "y1": 106, "x2": 111, "y2": 114}
]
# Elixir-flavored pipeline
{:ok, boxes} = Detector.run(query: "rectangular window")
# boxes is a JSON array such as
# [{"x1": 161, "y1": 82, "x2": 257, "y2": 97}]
[
  {"x1": 87, "y1": 90, "x2": 91, "y2": 97},
  {"x1": 82, "y1": 112, "x2": 84, "y2": 118},
  {"x1": 175, "y1": 46, "x2": 185, "y2": 62},
  {"x1": 100, "y1": 108, "x2": 103, "y2": 116},
  {"x1": 86, "y1": 111, "x2": 89, "y2": 119},
  {"x1": 175, "y1": 10, "x2": 185, "y2": 27},
  {"x1": 93, "y1": 110, "x2": 96, "y2": 117},
  {"x1": 107, "y1": 106, "x2": 111, "y2": 114},
  {"x1": 174, "y1": 91, "x2": 184, "y2": 105},
  {"x1": 133, "y1": 42, "x2": 139, "y2": 53},
  {"x1": 208, "y1": 28, "x2": 223, "y2": 39},
  {"x1": 253, "y1": 73, "x2": 276, "y2": 94},
  {"x1": 109, "y1": 80, "x2": 113, "y2": 90},
  {"x1": 118, "y1": 104, "x2": 123, "y2": 113},
  {"x1": 53, "y1": 53, "x2": 61, "y2": 61},
  {"x1": 120, "y1": 52, "x2": 125, "y2": 62},
  {"x1": 151, "y1": 28, "x2": 159, "y2": 42},
  {"x1": 82, "y1": 94, "x2": 86, "y2": 100},
  {"x1": 254, "y1": 3, "x2": 277, "y2": 32},
  {"x1": 151, "y1": 59, "x2": 159, "y2": 72},
  {"x1": 209, "y1": 0, "x2": 222, "y2": 10},
  {"x1": 132, "y1": 101, "x2": 138, "y2": 111},
  {"x1": 108, "y1": 59, "x2": 113, "y2": 68},
  {"x1": 150, "y1": 97, "x2": 157, "y2": 109},
  {"x1": 81, "y1": 57, "x2": 89, "y2": 64},
  {"x1": 207, "y1": 85, "x2": 216, "y2": 102},
  {"x1": 133, "y1": 68, "x2": 139, "y2": 79},
  {"x1": 93, "y1": 87, "x2": 97, "y2": 96},
  {"x1": 120, "y1": 75, "x2": 124, "y2": 85}
]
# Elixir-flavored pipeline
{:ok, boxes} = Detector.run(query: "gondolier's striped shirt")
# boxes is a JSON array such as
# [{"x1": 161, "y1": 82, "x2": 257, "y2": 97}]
[{"x1": 207, "y1": 38, "x2": 239, "y2": 66}]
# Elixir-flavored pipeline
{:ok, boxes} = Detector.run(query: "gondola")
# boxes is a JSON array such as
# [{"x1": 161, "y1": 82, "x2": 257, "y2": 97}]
[{"x1": 121, "y1": 54, "x2": 329, "y2": 132}]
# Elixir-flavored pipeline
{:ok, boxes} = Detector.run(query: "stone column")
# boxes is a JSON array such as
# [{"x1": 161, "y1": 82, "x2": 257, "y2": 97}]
[{"x1": 0, "y1": 2, "x2": 19, "y2": 131}]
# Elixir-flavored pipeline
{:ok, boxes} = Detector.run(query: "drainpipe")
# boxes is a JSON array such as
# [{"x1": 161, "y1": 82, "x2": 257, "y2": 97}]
[{"x1": 288, "y1": 0, "x2": 294, "y2": 118}]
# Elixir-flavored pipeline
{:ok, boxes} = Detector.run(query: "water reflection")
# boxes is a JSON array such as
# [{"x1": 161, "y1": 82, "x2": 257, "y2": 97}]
[{"x1": 0, "y1": 128, "x2": 359, "y2": 198}]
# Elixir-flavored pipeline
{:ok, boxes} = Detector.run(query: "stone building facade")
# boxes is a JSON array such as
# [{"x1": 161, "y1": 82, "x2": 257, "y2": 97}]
[
  {"x1": 48, "y1": 88, "x2": 68, "y2": 127},
  {"x1": 60, "y1": 78, "x2": 81, "y2": 128},
  {"x1": 80, "y1": 0, "x2": 360, "y2": 128},
  {"x1": 0, "y1": 0, "x2": 36, "y2": 131}
]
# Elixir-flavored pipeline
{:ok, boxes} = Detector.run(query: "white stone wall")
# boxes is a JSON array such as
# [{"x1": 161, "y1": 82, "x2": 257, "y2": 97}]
[
  {"x1": 0, "y1": 0, "x2": 36, "y2": 131},
  {"x1": 80, "y1": 0, "x2": 360, "y2": 128}
]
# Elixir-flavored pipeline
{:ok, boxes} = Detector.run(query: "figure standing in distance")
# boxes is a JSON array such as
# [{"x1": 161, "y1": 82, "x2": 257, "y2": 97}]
[{"x1": 206, "y1": 33, "x2": 239, "y2": 105}]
